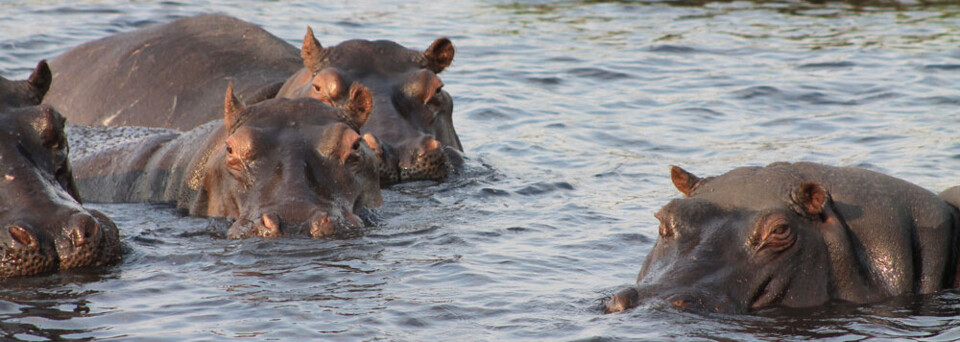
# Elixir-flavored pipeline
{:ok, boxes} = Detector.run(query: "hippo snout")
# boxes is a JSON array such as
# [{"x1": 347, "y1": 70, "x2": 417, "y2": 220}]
[
  {"x1": 397, "y1": 136, "x2": 452, "y2": 182},
  {"x1": 227, "y1": 209, "x2": 362, "y2": 239},
  {"x1": 604, "y1": 287, "x2": 735, "y2": 314},
  {"x1": 56, "y1": 211, "x2": 120, "y2": 270},
  {"x1": 0, "y1": 224, "x2": 58, "y2": 277}
]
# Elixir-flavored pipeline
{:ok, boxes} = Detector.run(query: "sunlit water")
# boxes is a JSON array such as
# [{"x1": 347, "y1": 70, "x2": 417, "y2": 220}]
[{"x1": 2, "y1": 0, "x2": 960, "y2": 340}]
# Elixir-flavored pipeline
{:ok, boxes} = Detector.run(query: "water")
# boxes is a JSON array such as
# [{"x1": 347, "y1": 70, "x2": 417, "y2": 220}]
[{"x1": 2, "y1": 0, "x2": 960, "y2": 340}]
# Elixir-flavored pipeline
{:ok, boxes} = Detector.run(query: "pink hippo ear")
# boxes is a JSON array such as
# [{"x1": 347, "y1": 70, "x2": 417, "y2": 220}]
[
  {"x1": 670, "y1": 165, "x2": 701, "y2": 197},
  {"x1": 423, "y1": 37, "x2": 454, "y2": 74},
  {"x1": 345, "y1": 82, "x2": 372, "y2": 129},
  {"x1": 223, "y1": 82, "x2": 246, "y2": 132},
  {"x1": 301, "y1": 26, "x2": 325, "y2": 72},
  {"x1": 28, "y1": 60, "x2": 52, "y2": 101},
  {"x1": 797, "y1": 181, "x2": 828, "y2": 217}
]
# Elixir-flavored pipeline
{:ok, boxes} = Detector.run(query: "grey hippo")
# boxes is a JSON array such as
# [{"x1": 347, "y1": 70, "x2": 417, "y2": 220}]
[
  {"x1": 276, "y1": 27, "x2": 462, "y2": 184},
  {"x1": 42, "y1": 14, "x2": 462, "y2": 186},
  {"x1": 71, "y1": 83, "x2": 382, "y2": 239},
  {"x1": 0, "y1": 60, "x2": 120, "y2": 277},
  {"x1": 606, "y1": 162, "x2": 960, "y2": 314}
]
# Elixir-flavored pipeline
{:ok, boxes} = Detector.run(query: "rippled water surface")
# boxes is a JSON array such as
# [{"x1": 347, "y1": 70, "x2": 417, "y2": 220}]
[{"x1": 2, "y1": 0, "x2": 960, "y2": 340}]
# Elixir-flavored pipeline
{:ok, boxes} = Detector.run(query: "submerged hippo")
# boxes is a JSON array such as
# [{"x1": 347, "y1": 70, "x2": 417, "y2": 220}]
[
  {"x1": 72, "y1": 84, "x2": 382, "y2": 238},
  {"x1": 275, "y1": 28, "x2": 462, "y2": 184},
  {"x1": 606, "y1": 162, "x2": 960, "y2": 314},
  {"x1": 44, "y1": 14, "x2": 463, "y2": 186},
  {"x1": 43, "y1": 14, "x2": 301, "y2": 130},
  {"x1": 0, "y1": 62, "x2": 120, "y2": 277}
]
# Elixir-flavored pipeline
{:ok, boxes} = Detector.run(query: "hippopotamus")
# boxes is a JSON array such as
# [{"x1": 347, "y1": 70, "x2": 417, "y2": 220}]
[
  {"x1": 72, "y1": 83, "x2": 382, "y2": 238},
  {"x1": 43, "y1": 14, "x2": 302, "y2": 130},
  {"x1": 275, "y1": 28, "x2": 463, "y2": 184},
  {"x1": 0, "y1": 62, "x2": 120, "y2": 277},
  {"x1": 605, "y1": 162, "x2": 960, "y2": 314},
  {"x1": 43, "y1": 14, "x2": 463, "y2": 186}
]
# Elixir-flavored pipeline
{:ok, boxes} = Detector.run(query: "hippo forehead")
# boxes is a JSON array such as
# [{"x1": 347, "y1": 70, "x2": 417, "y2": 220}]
[
  {"x1": 688, "y1": 165, "x2": 807, "y2": 212},
  {"x1": 238, "y1": 98, "x2": 350, "y2": 131},
  {"x1": 322, "y1": 40, "x2": 426, "y2": 76}
]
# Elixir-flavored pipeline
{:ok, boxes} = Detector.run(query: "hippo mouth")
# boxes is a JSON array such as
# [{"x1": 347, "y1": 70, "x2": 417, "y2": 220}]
[
  {"x1": 604, "y1": 286, "x2": 738, "y2": 314},
  {"x1": 226, "y1": 209, "x2": 365, "y2": 239},
  {"x1": 366, "y1": 134, "x2": 462, "y2": 186}
]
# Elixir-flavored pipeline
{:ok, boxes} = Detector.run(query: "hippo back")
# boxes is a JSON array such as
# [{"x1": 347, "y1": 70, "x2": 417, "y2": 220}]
[{"x1": 44, "y1": 14, "x2": 302, "y2": 130}]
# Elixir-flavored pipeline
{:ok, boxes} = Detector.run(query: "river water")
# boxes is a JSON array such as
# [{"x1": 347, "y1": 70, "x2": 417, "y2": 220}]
[{"x1": 2, "y1": 0, "x2": 960, "y2": 340}]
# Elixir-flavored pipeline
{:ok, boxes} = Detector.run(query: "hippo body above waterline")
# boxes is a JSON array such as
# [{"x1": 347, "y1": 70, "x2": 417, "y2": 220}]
[
  {"x1": 0, "y1": 61, "x2": 120, "y2": 277},
  {"x1": 606, "y1": 162, "x2": 960, "y2": 314},
  {"x1": 72, "y1": 84, "x2": 382, "y2": 239},
  {"x1": 277, "y1": 28, "x2": 463, "y2": 184},
  {"x1": 43, "y1": 14, "x2": 301, "y2": 130},
  {"x1": 43, "y1": 14, "x2": 463, "y2": 185}
]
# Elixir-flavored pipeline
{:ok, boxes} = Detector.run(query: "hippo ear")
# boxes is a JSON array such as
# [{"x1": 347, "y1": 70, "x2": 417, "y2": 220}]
[
  {"x1": 796, "y1": 181, "x2": 828, "y2": 217},
  {"x1": 223, "y1": 82, "x2": 246, "y2": 132},
  {"x1": 345, "y1": 82, "x2": 372, "y2": 129},
  {"x1": 28, "y1": 60, "x2": 52, "y2": 101},
  {"x1": 670, "y1": 165, "x2": 701, "y2": 197},
  {"x1": 423, "y1": 37, "x2": 454, "y2": 74},
  {"x1": 301, "y1": 26, "x2": 325, "y2": 72}
]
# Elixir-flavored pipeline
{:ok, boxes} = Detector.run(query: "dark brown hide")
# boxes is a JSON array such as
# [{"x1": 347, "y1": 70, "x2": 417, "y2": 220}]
[{"x1": 72, "y1": 86, "x2": 381, "y2": 239}]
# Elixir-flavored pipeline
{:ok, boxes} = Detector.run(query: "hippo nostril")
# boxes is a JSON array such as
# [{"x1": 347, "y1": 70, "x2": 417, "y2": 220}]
[
  {"x1": 424, "y1": 138, "x2": 440, "y2": 151},
  {"x1": 310, "y1": 214, "x2": 335, "y2": 238},
  {"x1": 261, "y1": 213, "x2": 281, "y2": 237},
  {"x1": 8, "y1": 225, "x2": 37, "y2": 248},
  {"x1": 68, "y1": 214, "x2": 100, "y2": 248}
]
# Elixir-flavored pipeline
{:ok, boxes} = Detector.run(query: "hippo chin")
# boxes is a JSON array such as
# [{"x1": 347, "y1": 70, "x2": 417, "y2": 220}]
[
  {"x1": 606, "y1": 162, "x2": 960, "y2": 314},
  {"x1": 0, "y1": 61, "x2": 120, "y2": 277},
  {"x1": 276, "y1": 28, "x2": 463, "y2": 185},
  {"x1": 72, "y1": 83, "x2": 382, "y2": 239}
]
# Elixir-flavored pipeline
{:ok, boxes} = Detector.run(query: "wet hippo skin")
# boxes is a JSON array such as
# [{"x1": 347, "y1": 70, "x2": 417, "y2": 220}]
[
  {"x1": 71, "y1": 84, "x2": 382, "y2": 239},
  {"x1": 0, "y1": 61, "x2": 120, "y2": 277},
  {"x1": 606, "y1": 162, "x2": 960, "y2": 314},
  {"x1": 43, "y1": 14, "x2": 301, "y2": 130},
  {"x1": 276, "y1": 27, "x2": 463, "y2": 185},
  {"x1": 44, "y1": 14, "x2": 463, "y2": 186}
]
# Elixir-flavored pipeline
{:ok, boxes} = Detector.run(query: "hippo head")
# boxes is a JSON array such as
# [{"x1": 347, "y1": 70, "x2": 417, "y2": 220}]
[
  {"x1": 197, "y1": 83, "x2": 382, "y2": 239},
  {"x1": 606, "y1": 165, "x2": 846, "y2": 314},
  {"x1": 276, "y1": 28, "x2": 462, "y2": 185},
  {"x1": 0, "y1": 105, "x2": 120, "y2": 277},
  {"x1": 0, "y1": 60, "x2": 51, "y2": 110}
]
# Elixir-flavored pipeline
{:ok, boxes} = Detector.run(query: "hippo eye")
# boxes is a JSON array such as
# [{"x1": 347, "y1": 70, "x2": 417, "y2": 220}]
[
  {"x1": 225, "y1": 144, "x2": 234, "y2": 155},
  {"x1": 427, "y1": 86, "x2": 444, "y2": 106},
  {"x1": 755, "y1": 221, "x2": 795, "y2": 253}
]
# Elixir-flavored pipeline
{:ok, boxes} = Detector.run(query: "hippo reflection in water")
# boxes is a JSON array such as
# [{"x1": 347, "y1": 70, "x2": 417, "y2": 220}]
[
  {"x1": 606, "y1": 162, "x2": 960, "y2": 314},
  {"x1": 0, "y1": 60, "x2": 120, "y2": 277},
  {"x1": 71, "y1": 84, "x2": 382, "y2": 239},
  {"x1": 43, "y1": 14, "x2": 463, "y2": 186},
  {"x1": 277, "y1": 27, "x2": 463, "y2": 184}
]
